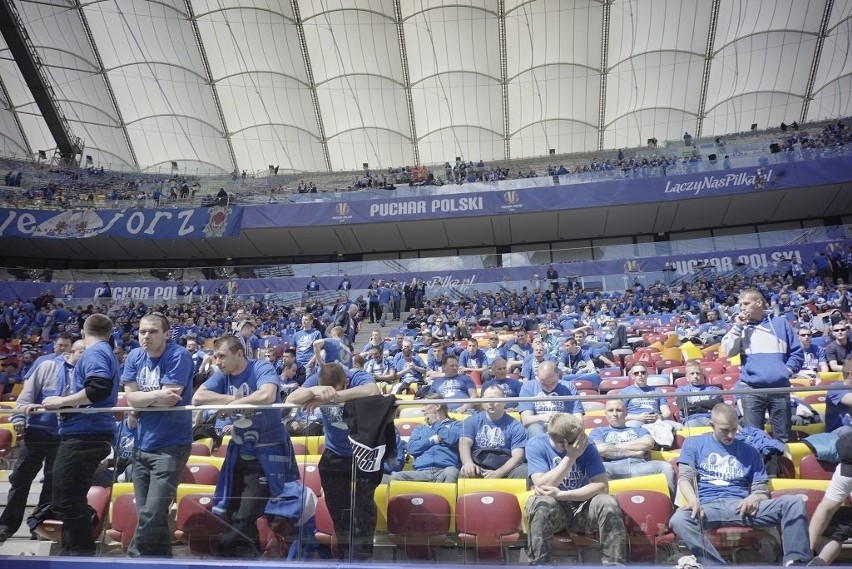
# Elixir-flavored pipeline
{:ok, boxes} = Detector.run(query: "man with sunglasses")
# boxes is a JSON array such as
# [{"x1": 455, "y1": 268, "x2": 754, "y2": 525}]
[
  {"x1": 795, "y1": 326, "x2": 828, "y2": 380},
  {"x1": 620, "y1": 362, "x2": 676, "y2": 428},
  {"x1": 826, "y1": 321, "x2": 850, "y2": 373}
]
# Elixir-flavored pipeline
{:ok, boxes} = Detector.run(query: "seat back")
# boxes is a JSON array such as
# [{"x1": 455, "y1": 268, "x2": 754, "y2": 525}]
[
  {"x1": 613, "y1": 490, "x2": 675, "y2": 561},
  {"x1": 770, "y1": 488, "x2": 826, "y2": 521},
  {"x1": 174, "y1": 493, "x2": 227, "y2": 557},
  {"x1": 798, "y1": 454, "x2": 836, "y2": 480},
  {"x1": 182, "y1": 463, "x2": 220, "y2": 485},
  {"x1": 105, "y1": 493, "x2": 137, "y2": 552},
  {"x1": 387, "y1": 493, "x2": 452, "y2": 559},
  {"x1": 297, "y1": 461, "x2": 323, "y2": 496},
  {"x1": 455, "y1": 491, "x2": 522, "y2": 547}
]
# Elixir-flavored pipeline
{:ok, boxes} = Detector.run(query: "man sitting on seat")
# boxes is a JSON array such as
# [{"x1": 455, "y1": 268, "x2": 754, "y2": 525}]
[
  {"x1": 391, "y1": 395, "x2": 461, "y2": 483},
  {"x1": 670, "y1": 403, "x2": 812, "y2": 566},
  {"x1": 525, "y1": 413, "x2": 627, "y2": 566},
  {"x1": 589, "y1": 398, "x2": 676, "y2": 497},
  {"x1": 519, "y1": 361, "x2": 584, "y2": 438},
  {"x1": 459, "y1": 386, "x2": 527, "y2": 479},
  {"x1": 674, "y1": 360, "x2": 724, "y2": 427},
  {"x1": 620, "y1": 362, "x2": 677, "y2": 428}
]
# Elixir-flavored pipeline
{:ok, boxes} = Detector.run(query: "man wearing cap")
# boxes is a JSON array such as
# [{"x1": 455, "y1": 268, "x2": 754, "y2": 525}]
[{"x1": 809, "y1": 432, "x2": 852, "y2": 565}]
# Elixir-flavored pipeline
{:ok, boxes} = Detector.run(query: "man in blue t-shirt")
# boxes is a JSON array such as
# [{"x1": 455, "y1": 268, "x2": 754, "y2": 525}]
[
  {"x1": 620, "y1": 362, "x2": 676, "y2": 427},
  {"x1": 460, "y1": 386, "x2": 527, "y2": 479},
  {"x1": 287, "y1": 364, "x2": 381, "y2": 561},
  {"x1": 671, "y1": 404, "x2": 811, "y2": 566},
  {"x1": 193, "y1": 335, "x2": 298, "y2": 558},
  {"x1": 293, "y1": 313, "x2": 322, "y2": 368},
  {"x1": 42, "y1": 314, "x2": 120, "y2": 556},
  {"x1": 588, "y1": 398, "x2": 675, "y2": 496},
  {"x1": 427, "y1": 355, "x2": 477, "y2": 412},
  {"x1": 524, "y1": 413, "x2": 626, "y2": 565},
  {"x1": 479, "y1": 358, "x2": 523, "y2": 408},
  {"x1": 675, "y1": 360, "x2": 724, "y2": 427},
  {"x1": 519, "y1": 360, "x2": 583, "y2": 437},
  {"x1": 122, "y1": 313, "x2": 194, "y2": 557}
]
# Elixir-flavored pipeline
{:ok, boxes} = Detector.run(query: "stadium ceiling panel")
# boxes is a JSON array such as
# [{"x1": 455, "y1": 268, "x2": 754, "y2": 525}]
[{"x1": 0, "y1": 0, "x2": 847, "y2": 173}]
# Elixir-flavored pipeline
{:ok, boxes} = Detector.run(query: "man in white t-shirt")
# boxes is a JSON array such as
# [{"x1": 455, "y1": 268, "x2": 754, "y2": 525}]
[{"x1": 808, "y1": 432, "x2": 852, "y2": 565}]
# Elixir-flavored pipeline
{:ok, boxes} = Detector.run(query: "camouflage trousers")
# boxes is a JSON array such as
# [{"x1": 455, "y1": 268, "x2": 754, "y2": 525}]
[{"x1": 525, "y1": 493, "x2": 627, "y2": 565}]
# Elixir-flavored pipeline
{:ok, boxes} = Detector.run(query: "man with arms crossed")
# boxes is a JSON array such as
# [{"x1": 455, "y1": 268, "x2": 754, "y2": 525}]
[{"x1": 122, "y1": 313, "x2": 193, "y2": 557}]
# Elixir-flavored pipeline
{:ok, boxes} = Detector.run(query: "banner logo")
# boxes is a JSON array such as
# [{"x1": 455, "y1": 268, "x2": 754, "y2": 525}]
[{"x1": 203, "y1": 205, "x2": 231, "y2": 238}]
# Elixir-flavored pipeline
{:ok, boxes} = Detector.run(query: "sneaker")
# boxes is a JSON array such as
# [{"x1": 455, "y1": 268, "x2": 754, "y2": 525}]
[
  {"x1": 807, "y1": 558, "x2": 826, "y2": 566},
  {"x1": 0, "y1": 526, "x2": 9, "y2": 543}
]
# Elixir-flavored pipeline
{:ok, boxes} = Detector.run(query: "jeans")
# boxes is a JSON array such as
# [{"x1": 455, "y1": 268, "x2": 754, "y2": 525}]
[
  {"x1": 603, "y1": 458, "x2": 676, "y2": 497},
  {"x1": 0, "y1": 428, "x2": 58, "y2": 534},
  {"x1": 52, "y1": 433, "x2": 112, "y2": 556},
  {"x1": 214, "y1": 457, "x2": 269, "y2": 558},
  {"x1": 670, "y1": 495, "x2": 811, "y2": 565},
  {"x1": 379, "y1": 302, "x2": 389, "y2": 325},
  {"x1": 390, "y1": 466, "x2": 458, "y2": 483},
  {"x1": 318, "y1": 450, "x2": 382, "y2": 561},
  {"x1": 129, "y1": 444, "x2": 191, "y2": 557},
  {"x1": 740, "y1": 386, "x2": 792, "y2": 443}
]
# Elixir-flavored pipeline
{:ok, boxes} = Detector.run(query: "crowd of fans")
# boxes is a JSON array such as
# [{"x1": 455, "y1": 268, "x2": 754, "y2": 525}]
[
  {"x1": 0, "y1": 249, "x2": 850, "y2": 562},
  {"x1": 3, "y1": 118, "x2": 851, "y2": 209}
]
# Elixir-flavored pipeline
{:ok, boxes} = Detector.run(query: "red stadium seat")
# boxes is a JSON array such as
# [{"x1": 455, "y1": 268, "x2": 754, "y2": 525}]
[
  {"x1": 701, "y1": 361, "x2": 727, "y2": 376},
  {"x1": 801, "y1": 394, "x2": 826, "y2": 406},
  {"x1": 314, "y1": 496, "x2": 338, "y2": 557},
  {"x1": 34, "y1": 485, "x2": 111, "y2": 542},
  {"x1": 297, "y1": 462, "x2": 323, "y2": 497},
  {"x1": 191, "y1": 441, "x2": 211, "y2": 456},
  {"x1": 798, "y1": 454, "x2": 836, "y2": 480},
  {"x1": 613, "y1": 490, "x2": 677, "y2": 561},
  {"x1": 583, "y1": 415, "x2": 607, "y2": 429},
  {"x1": 387, "y1": 492, "x2": 452, "y2": 560},
  {"x1": 174, "y1": 493, "x2": 227, "y2": 557},
  {"x1": 456, "y1": 491, "x2": 522, "y2": 562},
  {"x1": 105, "y1": 493, "x2": 137, "y2": 552},
  {"x1": 182, "y1": 463, "x2": 220, "y2": 486},
  {"x1": 770, "y1": 488, "x2": 825, "y2": 521},
  {"x1": 599, "y1": 378, "x2": 630, "y2": 393}
]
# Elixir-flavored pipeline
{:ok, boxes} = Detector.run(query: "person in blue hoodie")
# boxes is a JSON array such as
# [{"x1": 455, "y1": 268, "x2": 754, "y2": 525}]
[{"x1": 721, "y1": 288, "x2": 803, "y2": 443}]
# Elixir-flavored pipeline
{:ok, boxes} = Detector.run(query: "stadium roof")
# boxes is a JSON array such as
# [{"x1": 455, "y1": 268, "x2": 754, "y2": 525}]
[{"x1": 1, "y1": 0, "x2": 851, "y2": 175}]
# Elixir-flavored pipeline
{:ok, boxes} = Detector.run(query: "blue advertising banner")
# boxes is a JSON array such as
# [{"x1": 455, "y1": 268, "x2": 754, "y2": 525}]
[
  {"x1": 242, "y1": 156, "x2": 852, "y2": 229},
  {"x1": 0, "y1": 242, "x2": 836, "y2": 302},
  {"x1": 0, "y1": 203, "x2": 243, "y2": 239},
  {"x1": 1, "y1": 155, "x2": 849, "y2": 240}
]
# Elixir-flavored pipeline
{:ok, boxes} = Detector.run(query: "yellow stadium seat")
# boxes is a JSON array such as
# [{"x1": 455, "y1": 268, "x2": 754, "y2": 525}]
[
  {"x1": 784, "y1": 442, "x2": 814, "y2": 478},
  {"x1": 388, "y1": 480, "x2": 457, "y2": 532},
  {"x1": 456, "y1": 477, "x2": 527, "y2": 498},
  {"x1": 649, "y1": 449, "x2": 681, "y2": 462},
  {"x1": 792, "y1": 422, "x2": 825, "y2": 436},
  {"x1": 817, "y1": 372, "x2": 843, "y2": 383},
  {"x1": 305, "y1": 435, "x2": 324, "y2": 455},
  {"x1": 294, "y1": 454, "x2": 322, "y2": 464},
  {"x1": 110, "y1": 482, "x2": 135, "y2": 501},
  {"x1": 374, "y1": 483, "x2": 389, "y2": 533},
  {"x1": 183, "y1": 455, "x2": 224, "y2": 470},
  {"x1": 662, "y1": 334, "x2": 680, "y2": 349},
  {"x1": 680, "y1": 342, "x2": 703, "y2": 361},
  {"x1": 649, "y1": 341, "x2": 664, "y2": 352},
  {"x1": 679, "y1": 425, "x2": 713, "y2": 438},
  {"x1": 10, "y1": 384, "x2": 23, "y2": 398},
  {"x1": 609, "y1": 473, "x2": 670, "y2": 498},
  {"x1": 701, "y1": 343, "x2": 720, "y2": 357},
  {"x1": 661, "y1": 347, "x2": 683, "y2": 361},
  {"x1": 517, "y1": 490, "x2": 534, "y2": 533},
  {"x1": 175, "y1": 483, "x2": 217, "y2": 506},
  {"x1": 769, "y1": 478, "x2": 829, "y2": 492}
]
